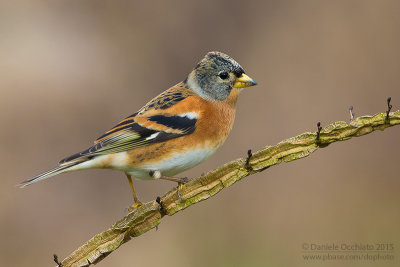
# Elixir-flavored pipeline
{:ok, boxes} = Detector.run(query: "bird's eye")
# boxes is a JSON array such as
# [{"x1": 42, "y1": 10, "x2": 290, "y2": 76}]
[{"x1": 218, "y1": 72, "x2": 229, "y2": 80}]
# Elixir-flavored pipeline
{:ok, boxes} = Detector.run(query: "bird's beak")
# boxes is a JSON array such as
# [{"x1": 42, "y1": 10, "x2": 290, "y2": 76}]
[{"x1": 233, "y1": 73, "x2": 258, "y2": 88}]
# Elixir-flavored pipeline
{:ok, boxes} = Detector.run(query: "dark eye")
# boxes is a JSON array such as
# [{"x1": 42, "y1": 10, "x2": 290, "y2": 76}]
[{"x1": 218, "y1": 72, "x2": 229, "y2": 80}]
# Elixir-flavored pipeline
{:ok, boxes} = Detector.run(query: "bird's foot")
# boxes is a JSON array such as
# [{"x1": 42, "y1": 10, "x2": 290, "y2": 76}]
[
  {"x1": 127, "y1": 202, "x2": 143, "y2": 213},
  {"x1": 176, "y1": 177, "x2": 190, "y2": 202},
  {"x1": 149, "y1": 170, "x2": 190, "y2": 202},
  {"x1": 177, "y1": 182, "x2": 185, "y2": 202}
]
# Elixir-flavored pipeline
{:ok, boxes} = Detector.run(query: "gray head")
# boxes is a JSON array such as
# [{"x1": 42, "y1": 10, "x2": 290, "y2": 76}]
[{"x1": 186, "y1": 51, "x2": 257, "y2": 101}]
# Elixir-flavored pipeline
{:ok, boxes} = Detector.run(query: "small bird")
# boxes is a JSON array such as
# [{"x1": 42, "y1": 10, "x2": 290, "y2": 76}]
[{"x1": 20, "y1": 51, "x2": 257, "y2": 209}]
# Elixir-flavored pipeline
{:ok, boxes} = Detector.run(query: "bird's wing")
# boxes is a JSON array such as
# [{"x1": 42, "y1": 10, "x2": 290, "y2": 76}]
[{"x1": 59, "y1": 85, "x2": 198, "y2": 164}]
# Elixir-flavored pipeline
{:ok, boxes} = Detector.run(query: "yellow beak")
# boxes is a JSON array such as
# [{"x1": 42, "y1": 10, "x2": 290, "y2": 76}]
[{"x1": 233, "y1": 73, "x2": 258, "y2": 88}]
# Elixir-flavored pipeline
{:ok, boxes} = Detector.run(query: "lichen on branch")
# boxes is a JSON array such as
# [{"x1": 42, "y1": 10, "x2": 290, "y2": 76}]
[{"x1": 60, "y1": 109, "x2": 400, "y2": 267}]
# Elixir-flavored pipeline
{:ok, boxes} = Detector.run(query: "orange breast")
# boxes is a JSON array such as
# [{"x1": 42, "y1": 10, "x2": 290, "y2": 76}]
[{"x1": 125, "y1": 88, "x2": 240, "y2": 167}]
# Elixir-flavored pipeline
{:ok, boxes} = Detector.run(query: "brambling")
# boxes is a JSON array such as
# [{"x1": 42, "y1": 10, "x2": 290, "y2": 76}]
[{"x1": 20, "y1": 51, "x2": 257, "y2": 209}]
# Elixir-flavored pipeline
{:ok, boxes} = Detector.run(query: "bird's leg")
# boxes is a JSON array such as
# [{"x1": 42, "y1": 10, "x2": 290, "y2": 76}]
[
  {"x1": 149, "y1": 170, "x2": 189, "y2": 201},
  {"x1": 126, "y1": 174, "x2": 142, "y2": 211}
]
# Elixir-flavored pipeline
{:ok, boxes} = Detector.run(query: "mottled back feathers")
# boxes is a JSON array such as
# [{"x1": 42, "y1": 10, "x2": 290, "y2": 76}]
[
  {"x1": 139, "y1": 82, "x2": 196, "y2": 113},
  {"x1": 59, "y1": 84, "x2": 197, "y2": 164}
]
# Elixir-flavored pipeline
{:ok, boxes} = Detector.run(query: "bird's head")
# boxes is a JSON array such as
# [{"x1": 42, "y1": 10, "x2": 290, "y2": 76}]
[{"x1": 186, "y1": 51, "x2": 257, "y2": 101}]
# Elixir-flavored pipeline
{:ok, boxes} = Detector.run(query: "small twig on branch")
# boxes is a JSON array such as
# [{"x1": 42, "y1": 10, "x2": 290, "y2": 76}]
[
  {"x1": 155, "y1": 196, "x2": 165, "y2": 215},
  {"x1": 386, "y1": 97, "x2": 392, "y2": 122},
  {"x1": 245, "y1": 149, "x2": 253, "y2": 171},
  {"x1": 59, "y1": 106, "x2": 400, "y2": 267},
  {"x1": 54, "y1": 254, "x2": 62, "y2": 267},
  {"x1": 316, "y1": 122, "x2": 322, "y2": 142},
  {"x1": 349, "y1": 106, "x2": 355, "y2": 121}
]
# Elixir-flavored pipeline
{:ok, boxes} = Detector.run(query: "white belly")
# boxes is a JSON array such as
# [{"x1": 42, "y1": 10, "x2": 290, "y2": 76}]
[{"x1": 127, "y1": 146, "x2": 217, "y2": 180}]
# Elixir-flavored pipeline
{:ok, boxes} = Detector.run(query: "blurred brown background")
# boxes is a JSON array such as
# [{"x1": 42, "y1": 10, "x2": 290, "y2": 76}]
[{"x1": 1, "y1": 1, "x2": 399, "y2": 266}]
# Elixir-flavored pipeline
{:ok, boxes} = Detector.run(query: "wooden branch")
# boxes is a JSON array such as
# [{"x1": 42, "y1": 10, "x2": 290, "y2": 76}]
[{"x1": 60, "y1": 109, "x2": 400, "y2": 267}]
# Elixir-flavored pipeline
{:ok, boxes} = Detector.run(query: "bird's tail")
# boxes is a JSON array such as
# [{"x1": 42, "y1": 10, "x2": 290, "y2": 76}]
[{"x1": 19, "y1": 161, "x2": 83, "y2": 188}]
